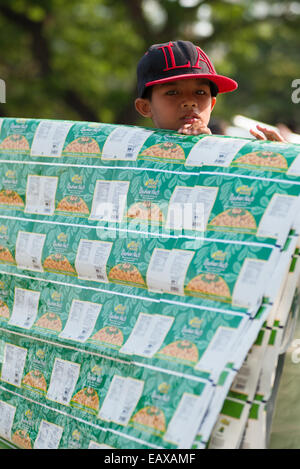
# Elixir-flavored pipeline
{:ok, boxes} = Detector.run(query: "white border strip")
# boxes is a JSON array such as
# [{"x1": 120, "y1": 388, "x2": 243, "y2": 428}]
[
  {"x1": 0, "y1": 159, "x2": 199, "y2": 177},
  {"x1": 200, "y1": 170, "x2": 300, "y2": 186}
]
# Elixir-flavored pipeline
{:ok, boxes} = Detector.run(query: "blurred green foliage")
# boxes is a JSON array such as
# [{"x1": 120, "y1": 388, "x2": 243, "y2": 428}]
[{"x1": 0, "y1": 0, "x2": 299, "y2": 131}]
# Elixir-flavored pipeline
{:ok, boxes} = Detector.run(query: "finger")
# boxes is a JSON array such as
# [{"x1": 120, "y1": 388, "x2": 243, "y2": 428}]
[
  {"x1": 182, "y1": 125, "x2": 211, "y2": 135},
  {"x1": 256, "y1": 126, "x2": 277, "y2": 138},
  {"x1": 177, "y1": 124, "x2": 192, "y2": 133},
  {"x1": 184, "y1": 128, "x2": 209, "y2": 135},
  {"x1": 250, "y1": 129, "x2": 265, "y2": 140},
  {"x1": 178, "y1": 126, "x2": 191, "y2": 134},
  {"x1": 199, "y1": 127, "x2": 212, "y2": 135},
  {"x1": 262, "y1": 131, "x2": 284, "y2": 142},
  {"x1": 178, "y1": 125, "x2": 198, "y2": 135},
  {"x1": 256, "y1": 125, "x2": 285, "y2": 142},
  {"x1": 178, "y1": 123, "x2": 211, "y2": 135}
]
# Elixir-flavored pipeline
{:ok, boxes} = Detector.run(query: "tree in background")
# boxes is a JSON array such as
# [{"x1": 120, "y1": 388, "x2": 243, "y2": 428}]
[{"x1": 0, "y1": 0, "x2": 299, "y2": 132}]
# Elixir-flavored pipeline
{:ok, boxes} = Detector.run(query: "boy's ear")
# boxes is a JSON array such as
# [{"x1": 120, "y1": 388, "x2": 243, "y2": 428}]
[
  {"x1": 211, "y1": 97, "x2": 217, "y2": 111},
  {"x1": 135, "y1": 98, "x2": 152, "y2": 118}
]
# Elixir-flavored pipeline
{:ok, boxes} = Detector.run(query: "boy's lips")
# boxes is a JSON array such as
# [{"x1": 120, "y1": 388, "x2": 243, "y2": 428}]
[{"x1": 181, "y1": 114, "x2": 202, "y2": 124}]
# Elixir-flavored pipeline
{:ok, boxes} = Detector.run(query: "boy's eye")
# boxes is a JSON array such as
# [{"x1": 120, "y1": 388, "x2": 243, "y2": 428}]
[
  {"x1": 196, "y1": 90, "x2": 206, "y2": 95},
  {"x1": 165, "y1": 90, "x2": 178, "y2": 96}
]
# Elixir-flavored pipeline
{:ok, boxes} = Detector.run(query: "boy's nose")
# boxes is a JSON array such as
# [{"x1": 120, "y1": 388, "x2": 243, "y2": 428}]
[{"x1": 182, "y1": 99, "x2": 197, "y2": 108}]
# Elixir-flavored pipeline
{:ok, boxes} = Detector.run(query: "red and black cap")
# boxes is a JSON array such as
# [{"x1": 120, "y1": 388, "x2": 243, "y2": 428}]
[{"x1": 137, "y1": 40, "x2": 238, "y2": 98}]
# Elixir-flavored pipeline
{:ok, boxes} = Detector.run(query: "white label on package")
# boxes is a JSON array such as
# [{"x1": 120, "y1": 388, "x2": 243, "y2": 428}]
[
  {"x1": 166, "y1": 186, "x2": 217, "y2": 231},
  {"x1": 98, "y1": 375, "x2": 144, "y2": 426},
  {"x1": 232, "y1": 258, "x2": 267, "y2": 311},
  {"x1": 31, "y1": 121, "x2": 73, "y2": 157},
  {"x1": 164, "y1": 393, "x2": 206, "y2": 447},
  {"x1": 9, "y1": 288, "x2": 40, "y2": 329},
  {"x1": 185, "y1": 136, "x2": 249, "y2": 167},
  {"x1": 195, "y1": 327, "x2": 237, "y2": 373},
  {"x1": 59, "y1": 300, "x2": 102, "y2": 342},
  {"x1": 146, "y1": 248, "x2": 172, "y2": 292},
  {"x1": 0, "y1": 400, "x2": 16, "y2": 440},
  {"x1": 164, "y1": 249, "x2": 195, "y2": 295},
  {"x1": 120, "y1": 313, "x2": 174, "y2": 357},
  {"x1": 102, "y1": 127, "x2": 153, "y2": 161},
  {"x1": 190, "y1": 186, "x2": 218, "y2": 230},
  {"x1": 15, "y1": 231, "x2": 46, "y2": 272},
  {"x1": 146, "y1": 248, "x2": 194, "y2": 295},
  {"x1": 75, "y1": 239, "x2": 113, "y2": 283},
  {"x1": 34, "y1": 420, "x2": 64, "y2": 449},
  {"x1": 166, "y1": 186, "x2": 194, "y2": 230},
  {"x1": 47, "y1": 358, "x2": 80, "y2": 406},
  {"x1": 287, "y1": 153, "x2": 300, "y2": 176},
  {"x1": 25, "y1": 175, "x2": 58, "y2": 215},
  {"x1": 90, "y1": 180, "x2": 129, "y2": 222},
  {"x1": 257, "y1": 194, "x2": 298, "y2": 243},
  {"x1": 1, "y1": 343, "x2": 27, "y2": 387}
]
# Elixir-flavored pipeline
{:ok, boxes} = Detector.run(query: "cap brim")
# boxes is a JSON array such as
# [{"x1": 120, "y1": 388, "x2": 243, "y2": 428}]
[{"x1": 145, "y1": 73, "x2": 238, "y2": 94}]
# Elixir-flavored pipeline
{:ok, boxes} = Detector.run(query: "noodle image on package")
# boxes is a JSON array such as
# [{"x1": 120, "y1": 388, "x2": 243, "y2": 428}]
[
  {"x1": 22, "y1": 370, "x2": 47, "y2": 393},
  {"x1": 137, "y1": 129, "x2": 198, "y2": 165},
  {"x1": 12, "y1": 429, "x2": 32, "y2": 449},
  {"x1": 186, "y1": 273, "x2": 231, "y2": 300},
  {"x1": 0, "y1": 189, "x2": 24, "y2": 208},
  {"x1": 131, "y1": 406, "x2": 166, "y2": 433},
  {"x1": 62, "y1": 122, "x2": 107, "y2": 158},
  {"x1": 43, "y1": 253, "x2": 76, "y2": 275},
  {"x1": 91, "y1": 326, "x2": 124, "y2": 347},
  {"x1": 0, "y1": 299, "x2": 10, "y2": 319},
  {"x1": 140, "y1": 142, "x2": 185, "y2": 161},
  {"x1": 34, "y1": 312, "x2": 63, "y2": 333},
  {"x1": 234, "y1": 150, "x2": 288, "y2": 170},
  {"x1": 0, "y1": 135, "x2": 30, "y2": 151},
  {"x1": 64, "y1": 138, "x2": 100, "y2": 156},
  {"x1": 71, "y1": 387, "x2": 100, "y2": 413},
  {"x1": 108, "y1": 263, "x2": 146, "y2": 287},
  {"x1": 0, "y1": 244, "x2": 15, "y2": 264},
  {"x1": 56, "y1": 196, "x2": 89, "y2": 215},
  {"x1": 158, "y1": 340, "x2": 199, "y2": 363}
]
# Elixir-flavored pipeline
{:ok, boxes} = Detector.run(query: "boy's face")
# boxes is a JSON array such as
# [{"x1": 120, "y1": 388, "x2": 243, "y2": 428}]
[{"x1": 135, "y1": 78, "x2": 216, "y2": 131}]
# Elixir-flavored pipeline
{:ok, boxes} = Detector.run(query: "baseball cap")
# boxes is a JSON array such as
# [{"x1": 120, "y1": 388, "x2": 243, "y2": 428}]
[{"x1": 137, "y1": 40, "x2": 238, "y2": 98}]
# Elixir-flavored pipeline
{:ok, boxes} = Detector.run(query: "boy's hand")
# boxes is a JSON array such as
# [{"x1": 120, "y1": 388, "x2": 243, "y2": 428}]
[
  {"x1": 177, "y1": 121, "x2": 212, "y2": 136},
  {"x1": 250, "y1": 124, "x2": 287, "y2": 143}
]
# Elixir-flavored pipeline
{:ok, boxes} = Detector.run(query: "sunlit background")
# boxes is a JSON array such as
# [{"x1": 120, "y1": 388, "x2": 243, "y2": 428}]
[{"x1": 0, "y1": 0, "x2": 299, "y2": 135}]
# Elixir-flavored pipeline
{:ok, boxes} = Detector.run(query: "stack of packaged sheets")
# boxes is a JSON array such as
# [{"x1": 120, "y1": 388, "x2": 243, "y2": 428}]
[{"x1": 0, "y1": 118, "x2": 299, "y2": 449}]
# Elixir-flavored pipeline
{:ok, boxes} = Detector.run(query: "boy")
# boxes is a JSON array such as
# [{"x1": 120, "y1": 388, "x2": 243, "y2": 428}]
[{"x1": 135, "y1": 40, "x2": 285, "y2": 141}]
